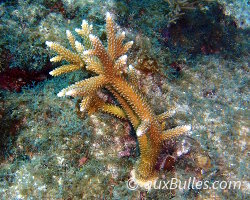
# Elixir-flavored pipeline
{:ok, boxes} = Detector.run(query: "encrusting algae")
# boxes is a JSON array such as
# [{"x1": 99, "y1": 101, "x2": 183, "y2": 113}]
[{"x1": 46, "y1": 12, "x2": 191, "y2": 187}]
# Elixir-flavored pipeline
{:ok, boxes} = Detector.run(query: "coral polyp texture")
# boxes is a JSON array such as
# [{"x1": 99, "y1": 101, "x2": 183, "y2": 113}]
[{"x1": 46, "y1": 13, "x2": 191, "y2": 186}]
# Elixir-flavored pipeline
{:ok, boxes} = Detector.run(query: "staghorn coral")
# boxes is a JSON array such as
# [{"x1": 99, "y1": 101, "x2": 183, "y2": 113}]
[{"x1": 46, "y1": 12, "x2": 191, "y2": 186}]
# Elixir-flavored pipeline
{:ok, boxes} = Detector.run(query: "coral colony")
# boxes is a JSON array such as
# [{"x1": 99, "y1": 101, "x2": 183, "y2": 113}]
[{"x1": 46, "y1": 13, "x2": 191, "y2": 187}]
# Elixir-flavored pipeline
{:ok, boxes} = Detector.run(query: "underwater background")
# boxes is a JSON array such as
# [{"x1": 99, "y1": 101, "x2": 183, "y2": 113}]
[{"x1": 0, "y1": 0, "x2": 249, "y2": 199}]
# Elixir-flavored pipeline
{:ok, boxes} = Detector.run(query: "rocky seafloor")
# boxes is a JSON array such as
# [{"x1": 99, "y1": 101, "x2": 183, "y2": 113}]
[{"x1": 0, "y1": 0, "x2": 249, "y2": 199}]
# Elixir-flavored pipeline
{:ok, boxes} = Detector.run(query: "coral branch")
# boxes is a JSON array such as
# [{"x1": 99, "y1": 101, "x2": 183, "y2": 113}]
[
  {"x1": 46, "y1": 12, "x2": 190, "y2": 187},
  {"x1": 161, "y1": 125, "x2": 191, "y2": 140},
  {"x1": 101, "y1": 104, "x2": 127, "y2": 119},
  {"x1": 49, "y1": 64, "x2": 81, "y2": 76}
]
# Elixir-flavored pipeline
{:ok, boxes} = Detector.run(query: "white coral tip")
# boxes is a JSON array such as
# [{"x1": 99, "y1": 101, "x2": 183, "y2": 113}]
[
  {"x1": 75, "y1": 28, "x2": 80, "y2": 33},
  {"x1": 66, "y1": 90, "x2": 75, "y2": 96},
  {"x1": 120, "y1": 55, "x2": 127, "y2": 63},
  {"x1": 75, "y1": 41, "x2": 84, "y2": 52},
  {"x1": 82, "y1": 20, "x2": 87, "y2": 25},
  {"x1": 170, "y1": 110, "x2": 176, "y2": 115},
  {"x1": 80, "y1": 106, "x2": 85, "y2": 112},
  {"x1": 83, "y1": 50, "x2": 89, "y2": 55},
  {"x1": 106, "y1": 12, "x2": 111, "y2": 19},
  {"x1": 75, "y1": 41, "x2": 81, "y2": 46},
  {"x1": 121, "y1": 55, "x2": 127, "y2": 59},
  {"x1": 66, "y1": 30, "x2": 71, "y2": 35},
  {"x1": 49, "y1": 58, "x2": 55, "y2": 62},
  {"x1": 136, "y1": 129, "x2": 144, "y2": 137},
  {"x1": 129, "y1": 64, "x2": 134, "y2": 70},
  {"x1": 57, "y1": 91, "x2": 64, "y2": 97},
  {"x1": 185, "y1": 125, "x2": 192, "y2": 131},
  {"x1": 46, "y1": 41, "x2": 53, "y2": 47},
  {"x1": 89, "y1": 34, "x2": 95, "y2": 40},
  {"x1": 49, "y1": 71, "x2": 54, "y2": 76}
]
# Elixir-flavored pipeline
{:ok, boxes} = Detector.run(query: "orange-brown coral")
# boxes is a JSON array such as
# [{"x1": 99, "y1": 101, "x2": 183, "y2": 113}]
[{"x1": 46, "y1": 12, "x2": 191, "y2": 187}]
